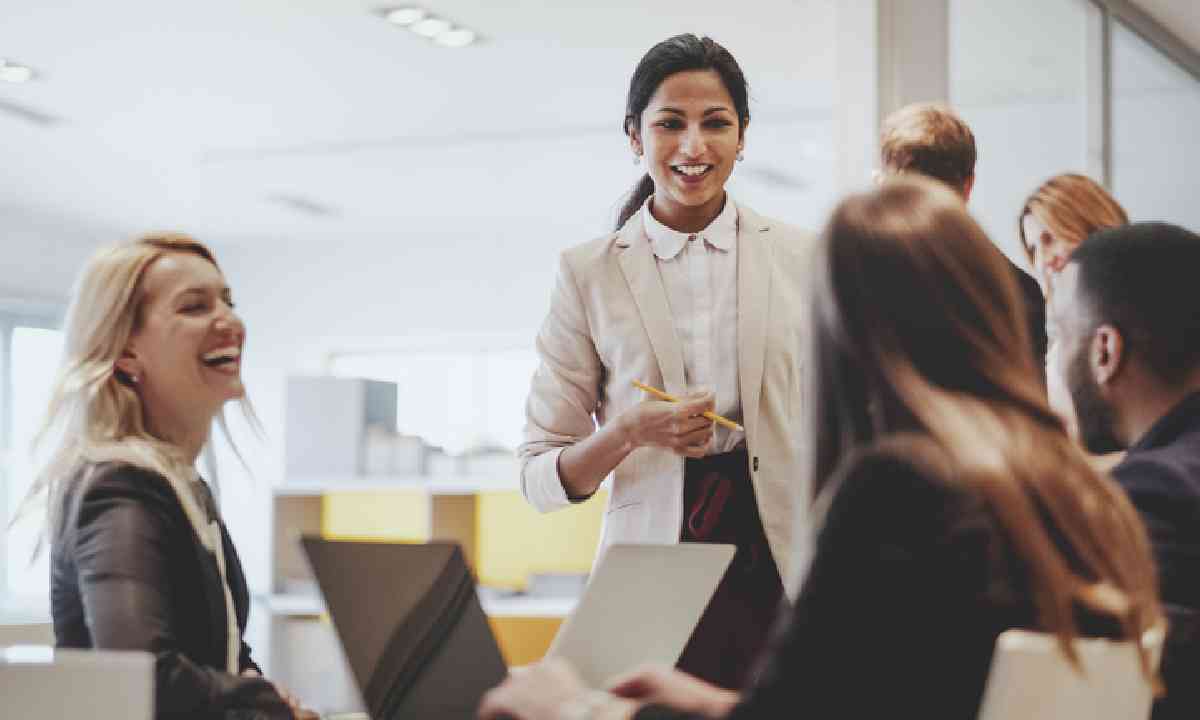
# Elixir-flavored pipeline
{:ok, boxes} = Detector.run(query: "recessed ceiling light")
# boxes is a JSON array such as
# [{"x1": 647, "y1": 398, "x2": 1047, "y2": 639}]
[
  {"x1": 434, "y1": 28, "x2": 477, "y2": 48},
  {"x1": 411, "y1": 17, "x2": 451, "y2": 38},
  {"x1": 384, "y1": 7, "x2": 425, "y2": 26},
  {"x1": 0, "y1": 59, "x2": 35, "y2": 83},
  {"x1": 377, "y1": 6, "x2": 482, "y2": 48}
]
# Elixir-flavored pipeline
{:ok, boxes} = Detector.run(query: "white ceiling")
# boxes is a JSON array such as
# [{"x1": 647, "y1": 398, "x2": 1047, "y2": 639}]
[
  {"x1": 0, "y1": 1, "x2": 837, "y2": 250},
  {"x1": 0, "y1": 0, "x2": 1194, "y2": 261}
]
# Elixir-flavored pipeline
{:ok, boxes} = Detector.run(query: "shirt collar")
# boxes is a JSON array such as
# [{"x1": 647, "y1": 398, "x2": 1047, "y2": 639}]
[
  {"x1": 641, "y1": 195, "x2": 738, "y2": 260},
  {"x1": 1127, "y1": 390, "x2": 1200, "y2": 454}
]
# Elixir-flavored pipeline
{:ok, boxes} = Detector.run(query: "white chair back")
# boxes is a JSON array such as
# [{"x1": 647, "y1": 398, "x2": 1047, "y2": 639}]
[
  {"x1": 978, "y1": 628, "x2": 1164, "y2": 720},
  {"x1": 0, "y1": 622, "x2": 54, "y2": 646},
  {"x1": 0, "y1": 646, "x2": 154, "y2": 720}
]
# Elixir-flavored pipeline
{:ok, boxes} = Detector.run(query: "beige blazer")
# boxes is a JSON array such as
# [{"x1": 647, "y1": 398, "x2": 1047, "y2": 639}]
[{"x1": 519, "y1": 202, "x2": 815, "y2": 586}]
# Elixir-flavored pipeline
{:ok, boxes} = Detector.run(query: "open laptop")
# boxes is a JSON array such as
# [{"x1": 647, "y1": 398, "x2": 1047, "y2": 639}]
[
  {"x1": 545, "y1": 543, "x2": 736, "y2": 688},
  {"x1": 302, "y1": 538, "x2": 734, "y2": 720},
  {"x1": 1, "y1": 645, "x2": 154, "y2": 720}
]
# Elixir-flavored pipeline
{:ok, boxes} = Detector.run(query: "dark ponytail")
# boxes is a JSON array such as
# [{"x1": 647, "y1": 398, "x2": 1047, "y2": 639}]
[
  {"x1": 616, "y1": 174, "x2": 657, "y2": 231},
  {"x1": 614, "y1": 34, "x2": 750, "y2": 230}
]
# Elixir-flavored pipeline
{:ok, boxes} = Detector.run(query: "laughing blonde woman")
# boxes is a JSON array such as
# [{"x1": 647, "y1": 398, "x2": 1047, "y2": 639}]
[{"x1": 22, "y1": 235, "x2": 309, "y2": 719}]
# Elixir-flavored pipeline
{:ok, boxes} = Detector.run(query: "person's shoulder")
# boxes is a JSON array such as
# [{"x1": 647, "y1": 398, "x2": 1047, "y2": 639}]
[
  {"x1": 557, "y1": 212, "x2": 669, "y2": 293},
  {"x1": 738, "y1": 205, "x2": 817, "y2": 270},
  {"x1": 832, "y1": 435, "x2": 959, "y2": 500},
  {"x1": 56, "y1": 461, "x2": 184, "y2": 544},
  {"x1": 76, "y1": 461, "x2": 179, "y2": 512},
  {"x1": 554, "y1": 228, "x2": 629, "y2": 282},
  {"x1": 549, "y1": 231, "x2": 624, "y2": 296},
  {"x1": 821, "y1": 435, "x2": 968, "y2": 533},
  {"x1": 815, "y1": 435, "x2": 987, "y2": 564},
  {"x1": 739, "y1": 204, "x2": 815, "y2": 243},
  {"x1": 1113, "y1": 450, "x2": 1200, "y2": 501}
]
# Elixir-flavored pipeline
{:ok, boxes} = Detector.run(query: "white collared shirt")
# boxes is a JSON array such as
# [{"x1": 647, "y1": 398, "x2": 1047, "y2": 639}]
[{"x1": 641, "y1": 196, "x2": 743, "y2": 453}]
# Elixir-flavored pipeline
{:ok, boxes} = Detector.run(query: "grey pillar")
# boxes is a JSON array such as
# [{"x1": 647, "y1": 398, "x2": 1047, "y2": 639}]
[{"x1": 877, "y1": 0, "x2": 950, "y2": 120}]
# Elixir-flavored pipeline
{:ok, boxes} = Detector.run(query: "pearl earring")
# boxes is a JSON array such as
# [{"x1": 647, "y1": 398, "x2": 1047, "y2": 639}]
[
  {"x1": 633, "y1": 154, "x2": 641, "y2": 165},
  {"x1": 737, "y1": 151, "x2": 745, "y2": 162}
]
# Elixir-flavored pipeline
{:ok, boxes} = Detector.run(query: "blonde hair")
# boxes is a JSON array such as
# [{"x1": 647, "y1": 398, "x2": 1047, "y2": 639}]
[
  {"x1": 880, "y1": 102, "x2": 976, "y2": 192},
  {"x1": 18, "y1": 233, "x2": 257, "y2": 551},
  {"x1": 1018, "y1": 173, "x2": 1128, "y2": 265}
]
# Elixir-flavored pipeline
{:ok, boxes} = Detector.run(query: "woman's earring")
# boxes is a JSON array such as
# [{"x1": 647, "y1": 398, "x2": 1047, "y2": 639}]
[
  {"x1": 633, "y1": 153, "x2": 641, "y2": 165},
  {"x1": 737, "y1": 150, "x2": 745, "y2": 162}
]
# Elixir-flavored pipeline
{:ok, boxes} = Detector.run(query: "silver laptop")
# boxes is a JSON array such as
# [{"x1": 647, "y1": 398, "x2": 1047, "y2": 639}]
[
  {"x1": 0, "y1": 645, "x2": 154, "y2": 719},
  {"x1": 302, "y1": 539, "x2": 734, "y2": 718},
  {"x1": 548, "y1": 543, "x2": 735, "y2": 688}
]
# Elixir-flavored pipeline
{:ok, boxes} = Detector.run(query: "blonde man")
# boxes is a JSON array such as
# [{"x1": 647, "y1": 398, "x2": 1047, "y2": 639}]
[
  {"x1": 878, "y1": 102, "x2": 1048, "y2": 376},
  {"x1": 880, "y1": 102, "x2": 978, "y2": 195}
]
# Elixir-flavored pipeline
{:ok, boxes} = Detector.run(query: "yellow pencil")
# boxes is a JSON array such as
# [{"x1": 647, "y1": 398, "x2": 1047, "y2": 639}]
[{"x1": 632, "y1": 380, "x2": 745, "y2": 433}]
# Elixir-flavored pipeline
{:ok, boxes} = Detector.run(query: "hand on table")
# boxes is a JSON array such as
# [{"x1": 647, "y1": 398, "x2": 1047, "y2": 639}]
[
  {"x1": 609, "y1": 665, "x2": 739, "y2": 720},
  {"x1": 478, "y1": 658, "x2": 637, "y2": 720}
]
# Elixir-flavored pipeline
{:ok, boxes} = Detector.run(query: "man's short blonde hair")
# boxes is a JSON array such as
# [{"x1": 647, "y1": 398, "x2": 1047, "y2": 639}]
[{"x1": 880, "y1": 103, "x2": 976, "y2": 192}]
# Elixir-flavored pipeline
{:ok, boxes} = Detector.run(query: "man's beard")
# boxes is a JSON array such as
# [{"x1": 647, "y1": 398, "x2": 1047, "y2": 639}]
[{"x1": 1066, "y1": 344, "x2": 1124, "y2": 453}]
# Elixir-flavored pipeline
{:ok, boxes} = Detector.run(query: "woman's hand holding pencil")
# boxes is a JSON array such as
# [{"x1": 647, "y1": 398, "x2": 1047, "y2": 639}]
[
  {"x1": 632, "y1": 381, "x2": 745, "y2": 433},
  {"x1": 617, "y1": 380, "x2": 741, "y2": 459},
  {"x1": 619, "y1": 382, "x2": 715, "y2": 458}
]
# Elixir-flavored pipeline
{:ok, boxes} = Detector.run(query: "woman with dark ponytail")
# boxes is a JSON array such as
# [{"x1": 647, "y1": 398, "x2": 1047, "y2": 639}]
[{"x1": 518, "y1": 34, "x2": 815, "y2": 691}]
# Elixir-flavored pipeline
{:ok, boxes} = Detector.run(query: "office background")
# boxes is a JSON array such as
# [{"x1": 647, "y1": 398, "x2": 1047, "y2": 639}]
[{"x1": 1, "y1": 0, "x2": 1198, "y2": 708}]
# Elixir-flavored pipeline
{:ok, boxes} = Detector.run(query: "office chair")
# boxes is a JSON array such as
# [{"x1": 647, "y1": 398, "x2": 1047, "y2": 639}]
[{"x1": 978, "y1": 627, "x2": 1165, "y2": 720}]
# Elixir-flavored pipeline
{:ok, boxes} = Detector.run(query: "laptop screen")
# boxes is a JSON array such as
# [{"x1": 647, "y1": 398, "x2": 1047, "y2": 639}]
[{"x1": 301, "y1": 539, "x2": 507, "y2": 720}]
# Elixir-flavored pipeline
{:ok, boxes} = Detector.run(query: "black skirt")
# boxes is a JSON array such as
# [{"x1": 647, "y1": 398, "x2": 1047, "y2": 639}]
[{"x1": 675, "y1": 448, "x2": 784, "y2": 690}]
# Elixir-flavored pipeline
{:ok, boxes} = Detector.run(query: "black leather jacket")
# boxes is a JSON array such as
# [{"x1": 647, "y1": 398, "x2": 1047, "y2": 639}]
[{"x1": 52, "y1": 462, "x2": 291, "y2": 719}]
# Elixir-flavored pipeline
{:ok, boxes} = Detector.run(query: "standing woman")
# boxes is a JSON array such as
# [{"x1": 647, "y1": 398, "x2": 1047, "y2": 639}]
[
  {"x1": 1019, "y1": 174, "x2": 1127, "y2": 445},
  {"x1": 1019, "y1": 173, "x2": 1128, "y2": 296},
  {"x1": 519, "y1": 34, "x2": 813, "y2": 690},
  {"x1": 23, "y1": 236, "x2": 305, "y2": 719}
]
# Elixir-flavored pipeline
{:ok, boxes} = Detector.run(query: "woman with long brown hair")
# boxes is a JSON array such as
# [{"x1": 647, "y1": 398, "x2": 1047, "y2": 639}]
[
  {"x1": 1019, "y1": 173, "x2": 1128, "y2": 447},
  {"x1": 479, "y1": 177, "x2": 1163, "y2": 720},
  {"x1": 1019, "y1": 173, "x2": 1128, "y2": 296}
]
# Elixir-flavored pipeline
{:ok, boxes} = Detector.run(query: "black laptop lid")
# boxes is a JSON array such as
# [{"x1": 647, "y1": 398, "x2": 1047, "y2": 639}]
[{"x1": 300, "y1": 538, "x2": 508, "y2": 719}]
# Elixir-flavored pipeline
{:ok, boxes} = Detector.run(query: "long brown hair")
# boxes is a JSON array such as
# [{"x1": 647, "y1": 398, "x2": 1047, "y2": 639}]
[
  {"x1": 808, "y1": 177, "x2": 1161, "y2": 671},
  {"x1": 1018, "y1": 173, "x2": 1128, "y2": 266}
]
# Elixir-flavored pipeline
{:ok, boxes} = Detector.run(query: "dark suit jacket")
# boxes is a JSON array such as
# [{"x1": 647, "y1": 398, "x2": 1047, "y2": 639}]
[
  {"x1": 637, "y1": 436, "x2": 1124, "y2": 720},
  {"x1": 1010, "y1": 259, "x2": 1048, "y2": 376},
  {"x1": 51, "y1": 462, "x2": 291, "y2": 720},
  {"x1": 1113, "y1": 392, "x2": 1200, "y2": 720}
]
